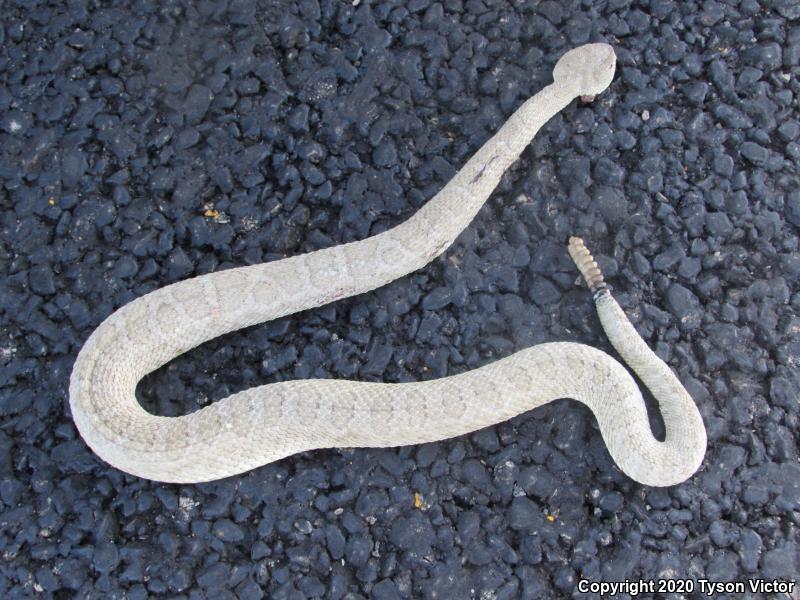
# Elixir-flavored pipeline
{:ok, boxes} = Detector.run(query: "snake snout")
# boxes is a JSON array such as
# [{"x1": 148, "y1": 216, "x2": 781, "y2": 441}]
[{"x1": 552, "y1": 43, "x2": 616, "y2": 97}]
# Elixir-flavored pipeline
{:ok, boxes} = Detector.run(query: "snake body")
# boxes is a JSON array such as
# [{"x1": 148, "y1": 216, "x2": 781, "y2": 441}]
[{"x1": 69, "y1": 44, "x2": 706, "y2": 485}]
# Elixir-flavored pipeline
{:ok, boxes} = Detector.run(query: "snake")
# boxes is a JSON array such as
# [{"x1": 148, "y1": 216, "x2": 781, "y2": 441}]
[{"x1": 68, "y1": 43, "x2": 707, "y2": 486}]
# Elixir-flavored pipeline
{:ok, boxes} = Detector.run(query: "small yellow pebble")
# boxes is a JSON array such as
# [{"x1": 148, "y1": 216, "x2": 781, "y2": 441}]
[
  {"x1": 204, "y1": 209, "x2": 219, "y2": 218},
  {"x1": 48, "y1": 197, "x2": 55, "y2": 206},
  {"x1": 546, "y1": 514, "x2": 556, "y2": 522},
  {"x1": 413, "y1": 492, "x2": 424, "y2": 509}
]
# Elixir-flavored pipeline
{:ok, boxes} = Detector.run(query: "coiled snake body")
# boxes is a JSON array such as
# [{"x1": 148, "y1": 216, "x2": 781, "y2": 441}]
[{"x1": 69, "y1": 44, "x2": 706, "y2": 485}]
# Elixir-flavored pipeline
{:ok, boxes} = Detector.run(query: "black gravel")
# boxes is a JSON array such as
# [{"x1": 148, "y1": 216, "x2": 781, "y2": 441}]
[{"x1": 1, "y1": 1, "x2": 799, "y2": 598}]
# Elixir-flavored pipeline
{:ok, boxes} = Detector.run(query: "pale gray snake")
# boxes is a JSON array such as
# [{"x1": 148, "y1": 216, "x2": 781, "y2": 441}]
[{"x1": 69, "y1": 44, "x2": 707, "y2": 485}]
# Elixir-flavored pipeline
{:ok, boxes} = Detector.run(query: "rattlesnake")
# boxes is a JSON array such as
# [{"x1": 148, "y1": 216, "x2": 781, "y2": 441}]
[{"x1": 69, "y1": 44, "x2": 707, "y2": 485}]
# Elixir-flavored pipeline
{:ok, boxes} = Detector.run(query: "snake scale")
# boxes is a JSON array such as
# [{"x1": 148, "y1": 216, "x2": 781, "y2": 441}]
[{"x1": 69, "y1": 44, "x2": 707, "y2": 486}]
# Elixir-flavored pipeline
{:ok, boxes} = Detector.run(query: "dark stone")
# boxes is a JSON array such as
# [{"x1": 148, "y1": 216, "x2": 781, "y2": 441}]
[
  {"x1": 92, "y1": 543, "x2": 120, "y2": 574},
  {"x1": 212, "y1": 519, "x2": 245, "y2": 543},
  {"x1": 743, "y1": 42, "x2": 782, "y2": 71},
  {"x1": 184, "y1": 84, "x2": 213, "y2": 124},
  {"x1": 29, "y1": 265, "x2": 56, "y2": 295},
  {"x1": 422, "y1": 287, "x2": 453, "y2": 311},
  {"x1": 593, "y1": 185, "x2": 628, "y2": 222},
  {"x1": 390, "y1": 511, "x2": 435, "y2": 554},
  {"x1": 786, "y1": 191, "x2": 800, "y2": 227},
  {"x1": 288, "y1": 104, "x2": 310, "y2": 132},
  {"x1": 740, "y1": 142, "x2": 768, "y2": 165},
  {"x1": 665, "y1": 284, "x2": 702, "y2": 330},
  {"x1": 762, "y1": 542, "x2": 797, "y2": 579},
  {"x1": 372, "y1": 580, "x2": 402, "y2": 600},
  {"x1": 508, "y1": 497, "x2": 546, "y2": 532},
  {"x1": 598, "y1": 491, "x2": 624, "y2": 513},
  {"x1": 738, "y1": 528, "x2": 762, "y2": 572},
  {"x1": 372, "y1": 140, "x2": 398, "y2": 168},
  {"x1": 705, "y1": 550, "x2": 739, "y2": 582},
  {"x1": 197, "y1": 562, "x2": 230, "y2": 589},
  {"x1": 653, "y1": 244, "x2": 684, "y2": 271},
  {"x1": 345, "y1": 535, "x2": 371, "y2": 568},
  {"x1": 326, "y1": 525, "x2": 346, "y2": 560},
  {"x1": 778, "y1": 119, "x2": 799, "y2": 142},
  {"x1": 529, "y1": 279, "x2": 560, "y2": 306}
]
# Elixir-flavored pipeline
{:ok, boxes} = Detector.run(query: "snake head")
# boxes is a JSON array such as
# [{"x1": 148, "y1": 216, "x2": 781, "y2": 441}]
[{"x1": 553, "y1": 43, "x2": 616, "y2": 97}]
